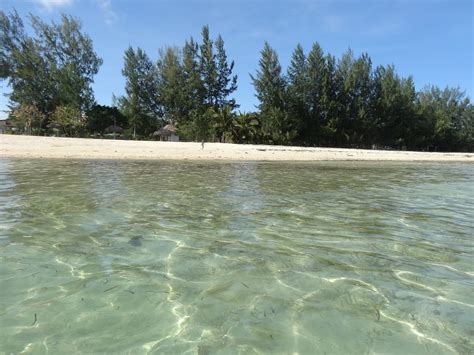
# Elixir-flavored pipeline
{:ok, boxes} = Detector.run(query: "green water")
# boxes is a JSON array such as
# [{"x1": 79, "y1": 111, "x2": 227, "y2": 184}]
[{"x1": 0, "y1": 159, "x2": 473, "y2": 354}]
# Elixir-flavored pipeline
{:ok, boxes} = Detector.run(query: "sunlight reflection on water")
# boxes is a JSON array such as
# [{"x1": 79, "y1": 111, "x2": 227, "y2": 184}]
[{"x1": 0, "y1": 159, "x2": 473, "y2": 353}]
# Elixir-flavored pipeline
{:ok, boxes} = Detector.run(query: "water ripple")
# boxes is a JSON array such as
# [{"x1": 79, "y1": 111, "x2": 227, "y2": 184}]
[{"x1": 0, "y1": 159, "x2": 473, "y2": 353}]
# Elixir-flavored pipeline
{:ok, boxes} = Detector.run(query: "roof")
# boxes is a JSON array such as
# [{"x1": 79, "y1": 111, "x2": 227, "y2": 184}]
[
  {"x1": 104, "y1": 125, "x2": 124, "y2": 133},
  {"x1": 163, "y1": 124, "x2": 177, "y2": 133},
  {"x1": 154, "y1": 124, "x2": 178, "y2": 136},
  {"x1": 0, "y1": 119, "x2": 12, "y2": 127}
]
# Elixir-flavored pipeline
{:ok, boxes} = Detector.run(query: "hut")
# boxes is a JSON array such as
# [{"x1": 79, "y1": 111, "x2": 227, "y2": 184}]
[
  {"x1": 46, "y1": 122, "x2": 61, "y2": 136},
  {"x1": 0, "y1": 119, "x2": 12, "y2": 134},
  {"x1": 104, "y1": 125, "x2": 124, "y2": 134},
  {"x1": 104, "y1": 124, "x2": 123, "y2": 139},
  {"x1": 153, "y1": 124, "x2": 179, "y2": 142}
]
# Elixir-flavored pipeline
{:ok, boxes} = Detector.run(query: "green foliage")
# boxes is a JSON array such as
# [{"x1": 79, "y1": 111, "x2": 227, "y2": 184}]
[
  {"x1": 416, "y1": 86, "x2": 473, "y2": 151},
  {"x1": 215, "y1": 35, "x2": 238, "y2": 109},
  {"x1": 193, "y1": 107, "x2": 215, "y2": 142},
  {"x1": 50, "y1": 105, "x2": 85, "y2": 136},
  {"x1": 182, "y1": 38, "x2": 205, "y2": 116},
  {"x1": 253, "y1": 41, "x2": 472, "y2": 151},
  {"x1": 199, "y1": 25, "x2": 218, "y2": 108},
  {"x1": 115, "y1": 25, "x2": 239, "y2": 142},
  {"x1": 287, "y1": 44, "x2": 309, "y2": 141},
  {"x1": 115, "y1": 46, "x2": 159, "y2": 138},
  {"x1": 157, "y1": 47, "x2": 186, "y2": 123},
  {"x1": 251, "y1": 42, "x2": 286, "y2": 113},
  {"x1": 371, "y1": 65, "x2": 417, "y2": 149},
  {"x1": 232, "y1": 112, "x2": 261, "y2": 144},
  {"x1": 0, "y1": 10, "x2": 102, "y2": 114},
  {"x1": 2, "y1": 11, "x2": 471, "y2": 151},
  {"x1": 9, "y1": 104, "x2": 45, "y2": 134},
  {"x1": 86, "y1": 105, "x2": 127, "y2": 134},
  {"x1": 251, "y1": 42, "x2": 290, "y2": 144},
  {"x1": 213, "y1": 105, "x2": 236, "y2": 143}
]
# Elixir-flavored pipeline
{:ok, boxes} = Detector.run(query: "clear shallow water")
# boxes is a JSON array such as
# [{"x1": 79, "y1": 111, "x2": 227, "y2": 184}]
[{"x1": 0, "y1": 159, "x2": 473, "y2": 354}]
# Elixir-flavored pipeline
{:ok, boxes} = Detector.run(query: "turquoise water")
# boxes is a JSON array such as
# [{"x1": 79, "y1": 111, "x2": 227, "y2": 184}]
[{"x1": 0, "y1": 159, "x2": 473, "y2": 354}]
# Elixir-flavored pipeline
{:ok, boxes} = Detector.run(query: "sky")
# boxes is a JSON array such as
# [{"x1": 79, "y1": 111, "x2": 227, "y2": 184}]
[{"x1": 0, "y1": 0, "x2": 473, "y2": 117}]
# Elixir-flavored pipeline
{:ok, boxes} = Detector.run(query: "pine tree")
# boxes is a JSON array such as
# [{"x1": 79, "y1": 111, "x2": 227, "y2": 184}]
[
  {"x1": 116, "y1": 47, "x2": 159, "y2": 137},
  {"x1": 157, "y1": 47, "x2": 185, "y2": 123},
  {"x1": 287, "y1": 44, "x2": 308, "y2": 142},
  {"x1": 251, "y1": 42, "x2": 292, "y2": 144},
  {"x1": 215, "y1": 35, "x2": 238, "y2": 109},
  {"x1": 346, "y1": 53, "x2": 374, "y2": 146},
  {"x1": 320, "y1": 53, "x2": 339, "y2": 146},
  {"x1": 199, "y1": 25, "x2": 218, "y2": 108},
  {"x1": 306, "y1": 42, "x2": 326, "y2": 144},
  {"x1": 334, "y1": 48, "x2": 355, "y2": 146},
  {"x1": 182, "y1": 37, "x2": 205, "y2": 117},
  {"x1": 373, "y1": 64, "x2": 414, "y2": 148}
]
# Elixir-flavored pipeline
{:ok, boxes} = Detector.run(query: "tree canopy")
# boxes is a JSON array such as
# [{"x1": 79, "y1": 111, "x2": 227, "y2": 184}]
[
  {"x1": 1, "y1": 10, "x2": 472, "y2": 151},
  {"x1": 252, "y1": 43, "x2": 473, "y2": 151},
  {"x1": 0, "y1": 10, "x2": 102, "y2": 114}
]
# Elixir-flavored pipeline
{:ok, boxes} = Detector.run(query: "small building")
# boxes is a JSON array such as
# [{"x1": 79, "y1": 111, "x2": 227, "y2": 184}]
[
  {"x1": 104, "y1": 124, "x2": 124, "y2": 139},
  {"x1": 153, "y1": 124, "x2": 179, "y2": 142},
  {"x1": 0, "y1": 119, "x2": 12, "y2": 134}
]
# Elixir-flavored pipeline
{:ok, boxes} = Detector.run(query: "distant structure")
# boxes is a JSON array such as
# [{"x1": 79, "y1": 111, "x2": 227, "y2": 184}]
[
  {"x1": 0, "y1": 119, "x2": 12, "y2": 134},
  {"x1": 153, "y1": 123, "x2": 179, "y2": 142},
  {"x1": 104, "y1": 124, "x2": 123, "y2": 139}
]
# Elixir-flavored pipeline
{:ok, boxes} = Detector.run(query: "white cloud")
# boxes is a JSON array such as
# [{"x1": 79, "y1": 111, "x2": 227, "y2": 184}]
[
  {"x1": 96, "y1": 0, "x2": 118, "y2": 25},
  {"x1": 34, "y1": 0, "x2": 74, "y2": 11}
]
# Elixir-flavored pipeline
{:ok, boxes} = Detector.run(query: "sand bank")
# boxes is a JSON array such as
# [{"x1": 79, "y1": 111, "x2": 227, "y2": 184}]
[{"x1": 0, "y1": 135, "x2": 472, "y2": 161}]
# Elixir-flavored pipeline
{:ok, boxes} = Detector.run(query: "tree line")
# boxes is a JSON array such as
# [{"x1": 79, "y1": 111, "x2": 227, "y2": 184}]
[
  {"x1": 253, "y1": 43, "x2": 473, "y2": 151},
  {"x1": 1, "y1": 10, "x2": 472, "y2": 151}
]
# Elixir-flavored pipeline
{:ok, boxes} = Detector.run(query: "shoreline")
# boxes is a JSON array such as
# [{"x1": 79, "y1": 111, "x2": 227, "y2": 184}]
[{"x1": 1, "y1": 135, "x2": 473, "y2": 162}]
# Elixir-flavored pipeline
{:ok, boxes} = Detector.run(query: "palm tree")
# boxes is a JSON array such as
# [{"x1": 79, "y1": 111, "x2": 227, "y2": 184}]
[
  {"x1": 232, "y1": 112, "x2": 260, "y2": 143},
  {"x1": 213, "y1": 105, "x2": 236, "y2": 143}
]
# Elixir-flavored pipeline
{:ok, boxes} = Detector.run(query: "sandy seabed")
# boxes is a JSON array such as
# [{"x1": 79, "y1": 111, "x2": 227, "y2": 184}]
[{"x1": 0, "y1": 135, "x2": 473, "y2": 161}]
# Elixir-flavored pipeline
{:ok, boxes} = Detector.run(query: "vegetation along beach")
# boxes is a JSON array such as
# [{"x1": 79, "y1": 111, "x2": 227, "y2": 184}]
[{"x1": 0, "y1": 1, "x2": 473, "y2": 354}]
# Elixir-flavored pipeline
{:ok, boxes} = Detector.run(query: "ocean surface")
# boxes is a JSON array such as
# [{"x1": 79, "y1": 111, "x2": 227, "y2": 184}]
[{"x1": 0, "y1": 159, "x2": 473, "y2": 354}]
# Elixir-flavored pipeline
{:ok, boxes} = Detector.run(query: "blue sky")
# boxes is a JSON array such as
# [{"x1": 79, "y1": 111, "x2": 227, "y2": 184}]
[{"x1": 0, "y1": 0, "x2": 472, "y2": 117}]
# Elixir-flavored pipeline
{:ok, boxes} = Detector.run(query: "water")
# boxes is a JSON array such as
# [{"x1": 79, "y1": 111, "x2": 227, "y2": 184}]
[{"x1": 0, "y1": 159, "x2": 473, "y2": 354}]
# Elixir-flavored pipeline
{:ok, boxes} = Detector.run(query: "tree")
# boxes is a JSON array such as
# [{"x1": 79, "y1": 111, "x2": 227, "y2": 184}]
[
  {"x1": 215, "y1": 35, "x2": 238, "y2": 109},
  {"x1": 194, "y1": 106, "x2": 215, "y2": 142},
  {"x1": 157, "y1": 47, "x2": 186, "y2": 123},
  {"x1": 319, "y1": 53, "x2": 339, "y2": 146},
  {"x1": 305, "y1": 43, "x2": 326, "y2": 144},
  {"x1": 373, "y1": 65, "x2": 416, "y2": 149},
  {"x1": 9, "y1": 104, "x2": 45, "y2": 134},
  {"x1": 0, "y1": 11, "x2": 102, "y2": 114},
  {"x1": 232, "y1": 112, "x2": 261, "y2": 144},
  {"x1": 50, "y1": 105, "x2": 85, "y2": 136},
  {"x1": 199, "y1": 25, "x2": 218, "y2": 108},
  {"x1": 198, "y1": 25, "x2": 238, "y2": 111},
  {"x1": 213, "y1": 105, "x2": 236, "y2": 142},
  {"x1": 416, "y1": 86, "x2": 473, "y2": 151},
  {"x1": 116, "y1": 46, "x2": 159, "y2": 137},
  {"x1": 287, "y1": 44, "x2": 308, "y2": 142},
  {"x1": 182, "y1": 37, "x2": 205, "y2": 118},
  {"x1": 86, "y1": 104, "x2": 127, "y2": 134},
  {"x1": 251, "y1": 42, "x2": 292, "y2": 144},
  {"x1": 345, "y1": 53, "x2": 375, "y2": 146}
]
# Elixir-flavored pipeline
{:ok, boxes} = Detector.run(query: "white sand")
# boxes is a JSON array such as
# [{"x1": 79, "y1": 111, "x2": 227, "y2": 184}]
[{"x1": 0, "y1": 135, "x2": 473, "y2": 161}]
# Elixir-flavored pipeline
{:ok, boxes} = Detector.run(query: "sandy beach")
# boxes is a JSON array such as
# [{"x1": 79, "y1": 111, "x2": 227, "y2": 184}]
[{"x1": 0, "y1": 135, "x2": 472, "y2": 161}]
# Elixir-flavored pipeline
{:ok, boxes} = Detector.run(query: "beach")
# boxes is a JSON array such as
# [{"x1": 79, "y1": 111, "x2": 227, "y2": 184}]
[{"x1": 0, "y1": 135, "x2": 472, "y2": 161}]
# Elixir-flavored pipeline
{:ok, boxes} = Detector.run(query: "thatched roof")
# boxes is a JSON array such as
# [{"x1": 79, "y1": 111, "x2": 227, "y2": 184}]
[
  {"x1": 46, "y1": 122, "x2": 61, "y2": 129},
  {"x1": 163, "y1": 124, "x2": 177, "y2": 133},
  {"x1": 104, "y1": 124, "x2": 123, "y2": 133},
  {"x1": 153, "y1": 124, "x2": 177, "y2": 137}
]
